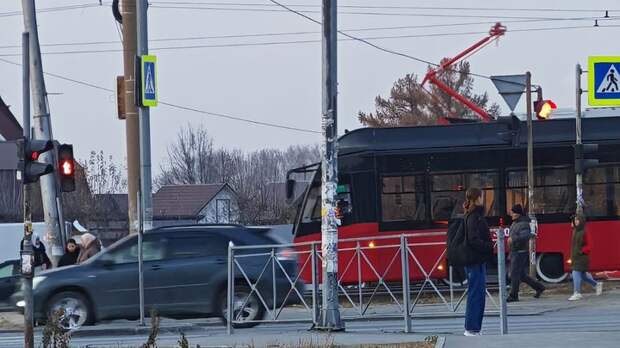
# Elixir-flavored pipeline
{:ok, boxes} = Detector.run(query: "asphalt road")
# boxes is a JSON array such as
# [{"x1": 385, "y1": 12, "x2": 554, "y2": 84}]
[{"x1": 0, "y1": 288, "x2": 618, "y2": 347}]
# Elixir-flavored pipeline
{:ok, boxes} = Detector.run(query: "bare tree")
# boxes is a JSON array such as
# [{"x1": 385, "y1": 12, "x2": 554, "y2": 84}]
[
  {"x1": 157, "y1": 123, "x2": 319, "y2": 224},
  {"x1": 157, "y1": 124, "x2": 215, "y2": 187}
]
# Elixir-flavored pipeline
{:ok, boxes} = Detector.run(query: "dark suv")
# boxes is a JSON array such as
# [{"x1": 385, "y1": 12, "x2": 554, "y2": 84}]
[{"x1": 30, "y1": 225, "x2": 298, "y2": 329}]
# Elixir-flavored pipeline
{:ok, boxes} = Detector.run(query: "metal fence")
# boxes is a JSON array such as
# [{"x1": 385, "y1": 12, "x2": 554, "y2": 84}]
[{"x1": 226, "y1": 231, "x2": 506, "y2": 334}]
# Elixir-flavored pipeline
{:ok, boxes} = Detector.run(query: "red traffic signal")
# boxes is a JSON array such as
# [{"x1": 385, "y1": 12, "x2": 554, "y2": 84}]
[
  {"x1": 57, "y1": 144, "x2": 76, "y2": 192},
  {"x1": 534, "y1": 99, "x2": 557, "y2": 120}
]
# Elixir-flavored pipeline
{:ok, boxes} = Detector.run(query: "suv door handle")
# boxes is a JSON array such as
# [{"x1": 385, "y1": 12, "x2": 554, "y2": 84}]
[
  {"x1": 215, "y1": 258, "x2": 226, "y2": 265},
  {"x1": 151, "y1": 265, "x2": 162, "y2": 271}
]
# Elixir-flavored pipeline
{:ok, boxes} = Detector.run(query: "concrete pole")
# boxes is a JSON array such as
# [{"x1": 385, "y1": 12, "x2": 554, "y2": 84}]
[
  {"x1": 317, "y1": 0, "x2": 344, "y2": 331},
  {"x1": 121, "y1": 0, "x2": 140, "y2": 235},
  {"x1": 526, "y1": 71, "x2": 538, "y2": 278},
  {"x1": 575, "y1": 64, "x2": 584, "y2": 216},
  {"x1": 496, "y1": 229, "x2": 508, "y2": 335},
  {"x1": 21, "y1": 31, "x2": 34, "y2": 348},
  {"x1": 21, "y1": 0, "x2": 63, "y2": 264},
  {"x1": 137, "y1": 0, "x2": 153, "y2": 232}
]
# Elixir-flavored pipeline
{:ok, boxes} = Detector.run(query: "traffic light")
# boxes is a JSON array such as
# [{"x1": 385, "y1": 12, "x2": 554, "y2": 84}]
[
  {"x1": 18, "y1": 138, "x2": 54, "y2": 184},
  {"x1": 496, "y1": 114, "x2": 521, "y2": 146},
  {"x1": 57, "y1": 144, "x2": 75, "y2": 192},
  {"x1": 534, "y1": 99, "x2": 557, "y2": 120},
  {"x1": 574, "y1": 143, "x2": 599, "y2": 174}
]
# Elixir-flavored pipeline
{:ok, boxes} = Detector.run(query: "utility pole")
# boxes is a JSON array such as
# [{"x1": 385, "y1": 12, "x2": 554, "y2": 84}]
[
  {"x1": 317, "y1": 0, "x2": 344, "y2": 331},
  {"x1": 121, "y1": 0, "x2": 141, "y2": 234},
  {"x1": 525, "y1": 71, "x2": 537, "y2": 278},
  {"x1": 135, "y1": 0, "x2": 154, "y2": 327},
  {"x1": 21, "y1": 0, "x2": 63, "y2": 264},
  {"x1": 21, "y1": 31, "x2": 34, "y2": 348},
  {"x1": 575, "y1": 64, "x2": 584, "y2": 215},
  {"x1": 137, "y1": 0, "x2": 153, "y2": 232}
]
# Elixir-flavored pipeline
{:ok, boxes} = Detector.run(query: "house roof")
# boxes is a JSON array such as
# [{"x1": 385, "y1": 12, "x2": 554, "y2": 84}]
[
  {"x1": 153, "y1": 183, "x2": 231, "y2": 219},
  {"x1": 0, "y1": 96, "x2": 23, "y2": 141}
]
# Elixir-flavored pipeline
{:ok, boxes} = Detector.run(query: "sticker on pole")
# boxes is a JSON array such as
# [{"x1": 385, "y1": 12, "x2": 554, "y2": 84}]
[
  {"x1": 140, "y1": 55, "x2": 158, "y2": 107},
  {"x1": 588, "y1": 56, "x2": 620, "y2": 106}
]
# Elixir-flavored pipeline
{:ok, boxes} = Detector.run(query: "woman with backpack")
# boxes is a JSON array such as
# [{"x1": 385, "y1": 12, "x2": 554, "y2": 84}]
[{"x1": 462, "y1": 187, "x2": 494, "y2": 336}]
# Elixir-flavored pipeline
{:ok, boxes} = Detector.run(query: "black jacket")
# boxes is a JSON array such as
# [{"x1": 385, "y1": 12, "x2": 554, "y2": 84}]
[
  {"x1": 509, "y1": 215, "x2": 531, "y2": 252},
  {"x1": 464, "y1": 206, "x2": 493, "y2": 265},
  {"x1": 58, "y1": 248, "x2": 80, "y2": 267}
]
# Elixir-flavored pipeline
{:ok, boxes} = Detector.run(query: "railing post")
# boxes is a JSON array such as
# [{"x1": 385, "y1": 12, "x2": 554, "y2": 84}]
[
  {"x1": 271, "y1": 248, "x2": 277, "y2": 319},
  {"x1": 356, "y1": 241, "x2": 363, "y2": 316},
  {"x1": 311, "y1": 243, "x2": 320, "y2": 325},
  {"x1": 496, "y1": 229, "x2": 508, "y2": 334},
  {"x1": 227, "y1": 241, "x2": 235, "y2": 335},
  {"x1": 449, "y1": 266, "x2": 455, "y2": 312},
  {"x1": 400, "y1": 235, "x2": 412, "y2": 333}
]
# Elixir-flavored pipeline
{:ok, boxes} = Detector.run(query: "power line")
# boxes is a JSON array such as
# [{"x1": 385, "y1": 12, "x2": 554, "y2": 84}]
[
  {"x1": 150, "y1": 2, "x2": 618, "y2": 13},
  {"x1": 1, "y1": 16, "x2": 612, "y2": 50},
  {"x1": 149, "y1": 4, "x2": 596, "y2": 20},
  {"x1": 0, "y1": 3, "x2": 102, "y2": 18},
  {"x1": 0, "y1": 23, "x2": 616, "y2": 57},
  {"x1": 0, "y1": 57, "x2": 320, "y2": 134}
]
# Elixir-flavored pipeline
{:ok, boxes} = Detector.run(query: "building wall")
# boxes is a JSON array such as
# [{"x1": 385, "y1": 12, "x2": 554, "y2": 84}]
[{"x1": 198, "y1": 188, "x2": 239, "y2": 224}]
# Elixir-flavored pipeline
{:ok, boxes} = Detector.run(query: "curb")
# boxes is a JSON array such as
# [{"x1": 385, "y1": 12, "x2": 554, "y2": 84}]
[{"x1": 434, "y1": 336, "x2": 446, "y2": 348}]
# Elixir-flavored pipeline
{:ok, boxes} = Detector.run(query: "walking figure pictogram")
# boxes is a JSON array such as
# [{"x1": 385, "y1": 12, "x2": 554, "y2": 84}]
[{"x1": 604, "y1": 68, "x2": 619, "y2": 92}]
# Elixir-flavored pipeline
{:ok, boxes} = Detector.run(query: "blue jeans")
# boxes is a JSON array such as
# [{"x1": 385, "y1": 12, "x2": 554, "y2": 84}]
[
  {"x1": 464, "y1": 263, "x2": 487, "y2": 332},
  {"x1": 572, "y1": 271, "x2": 597, "y2": 293}
]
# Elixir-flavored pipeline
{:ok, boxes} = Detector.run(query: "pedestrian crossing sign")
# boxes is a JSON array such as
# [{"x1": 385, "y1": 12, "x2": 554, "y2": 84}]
[
  {"x1": 140, "y1": 55, "x2": 158, "y2": 107},
  {"x1": 589, "y1": 56, "x2": 620, "y2": 106}
]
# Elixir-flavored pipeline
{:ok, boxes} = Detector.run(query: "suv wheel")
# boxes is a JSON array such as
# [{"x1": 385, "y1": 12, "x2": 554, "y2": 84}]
[
  {"x1": 47, "y1": 291, "x2": 93, "y2": 331},
  {"x1": 220, "y1": 285, "x2": 265, "y2": 328}
]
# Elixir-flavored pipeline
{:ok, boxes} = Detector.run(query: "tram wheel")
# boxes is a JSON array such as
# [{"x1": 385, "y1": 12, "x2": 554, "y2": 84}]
[{"x1": 536, "y1": 253, "x2": 569, "y2": 283}]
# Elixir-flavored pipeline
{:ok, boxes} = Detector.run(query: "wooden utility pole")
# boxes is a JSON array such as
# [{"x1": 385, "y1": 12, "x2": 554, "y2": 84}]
[
  {"x1": 526, "y1": 72, "x2": 538, "y2": 278},
  {"x1": 121, "y1": 0, "x2": 140, "y2": 234}
]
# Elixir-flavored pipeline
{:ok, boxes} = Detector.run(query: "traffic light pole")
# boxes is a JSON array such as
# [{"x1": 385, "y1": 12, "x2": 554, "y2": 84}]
[
  {"x1": 21, "y1": 30, "x2": 34, "y2": 348},
  {"x1": 526, "y1": 72, "x2": 538, "y2": 278},
  {"x1": 575, "y1": 64, "x2": 584, "y2": 215},
  {"x1": 316, "y1": 0, "x2": 344, "y2": 332},
  {"x1": 21, "y1": 0, "x2": 64, "y2": 264}
]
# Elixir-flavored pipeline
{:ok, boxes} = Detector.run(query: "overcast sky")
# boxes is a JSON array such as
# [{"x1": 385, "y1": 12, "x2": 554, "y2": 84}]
[{"x1": 0, "y1": 0, "x2": 617, "y2": 176}]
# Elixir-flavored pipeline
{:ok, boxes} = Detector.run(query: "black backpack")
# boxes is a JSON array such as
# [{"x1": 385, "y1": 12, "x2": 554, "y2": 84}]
[{"x1": 446, "y1": 216, "x2": 473, "y2": 267}]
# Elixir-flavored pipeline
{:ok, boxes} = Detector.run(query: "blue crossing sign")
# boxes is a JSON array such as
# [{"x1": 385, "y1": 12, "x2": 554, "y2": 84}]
[
  {"x1": 589, "y1": 56, "x2": 620, "y2": 106},
  {"x1": 140, "y1": 55, "x2": 158, "y2": 107}
]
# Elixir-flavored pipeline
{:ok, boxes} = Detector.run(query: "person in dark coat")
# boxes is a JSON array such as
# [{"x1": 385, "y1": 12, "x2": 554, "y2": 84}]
[
  {"x1": 462, "y1": 187, "x2": 493, "y2": 336},
  {"x1": 58, "y1": 239, "x2": 80, "y2": 267},
  {"x1": 568, "y1": 213, "x2": 603, "y2": 301},
  {"x1": 32, "y1": 236, "x2": 52, "y2": 270},
  {"x1": 506, "y1": 204, "x2": 545, "y2": 302}
]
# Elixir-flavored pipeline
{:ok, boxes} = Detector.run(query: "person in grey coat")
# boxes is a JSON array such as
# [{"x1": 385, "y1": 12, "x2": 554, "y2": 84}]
[{"x1": 506, "y1": 204, "x2": 545, "y2": 302}]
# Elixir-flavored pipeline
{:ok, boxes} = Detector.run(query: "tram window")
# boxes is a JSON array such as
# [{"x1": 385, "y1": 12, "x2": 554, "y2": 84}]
[
  {"x1": 302, "y1": 185, "x2": 321, "y2": 223},
  {"x1": 381, "y1": 175, "x2": 425, "y2": 222},
  {"x1": 584, "y1": 165, "x2": 620, "y2": 217},
  {"x1": 506, "y1": 167, "x2": 575, "y2": 215},
  {"x1": 431, "y1": 172, "x2": 499, "y2": 220}
]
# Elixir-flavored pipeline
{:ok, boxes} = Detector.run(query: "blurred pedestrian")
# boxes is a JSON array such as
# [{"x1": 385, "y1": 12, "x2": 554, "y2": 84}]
[
  {"x1": 77, "y1": 233, "x2": 101, "y2": 264},
  {"x1": 506, "y1": 204, "x2": 545, "y2": 302},
  {"x1": 568, "y1": 213, "x2": 603, "y2": 301},
  {"x1": 58, "y1": 238, "x2": 80, "y2": 267},
  {"x1": 32, "y1": 235, "x2": 52, "y2": 270},
  {"x1": 462, "y1": 188, "x2": 494, "y2": 336}
]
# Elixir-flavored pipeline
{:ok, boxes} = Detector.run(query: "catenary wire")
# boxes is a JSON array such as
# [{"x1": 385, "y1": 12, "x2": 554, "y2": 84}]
[
  {"x1": 0, "y1": 57, "x2": 320, "y2": 134},
  {"x1": 0, "y1": 16, "x2": 615, "y2": 50}
]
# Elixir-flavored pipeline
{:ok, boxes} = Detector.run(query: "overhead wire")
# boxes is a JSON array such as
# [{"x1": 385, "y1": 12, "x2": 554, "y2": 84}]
[
  {"x1": 149, "y1": 2, "x2": 618, "y2": 13},
  {"x1": 0, "y1": 3, "x2": 103, "y2": 18},
  {"x1": 0, "y1": 23, "x2": 617, "y2": 59},
  {"x1": 0, "y1": 57, "x2": 320, "y2": 134}
]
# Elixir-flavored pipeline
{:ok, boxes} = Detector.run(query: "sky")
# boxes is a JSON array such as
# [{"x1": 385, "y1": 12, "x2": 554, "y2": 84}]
[{"x1": 0, "y1": 0, "x2": 618, "y2": 176}]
